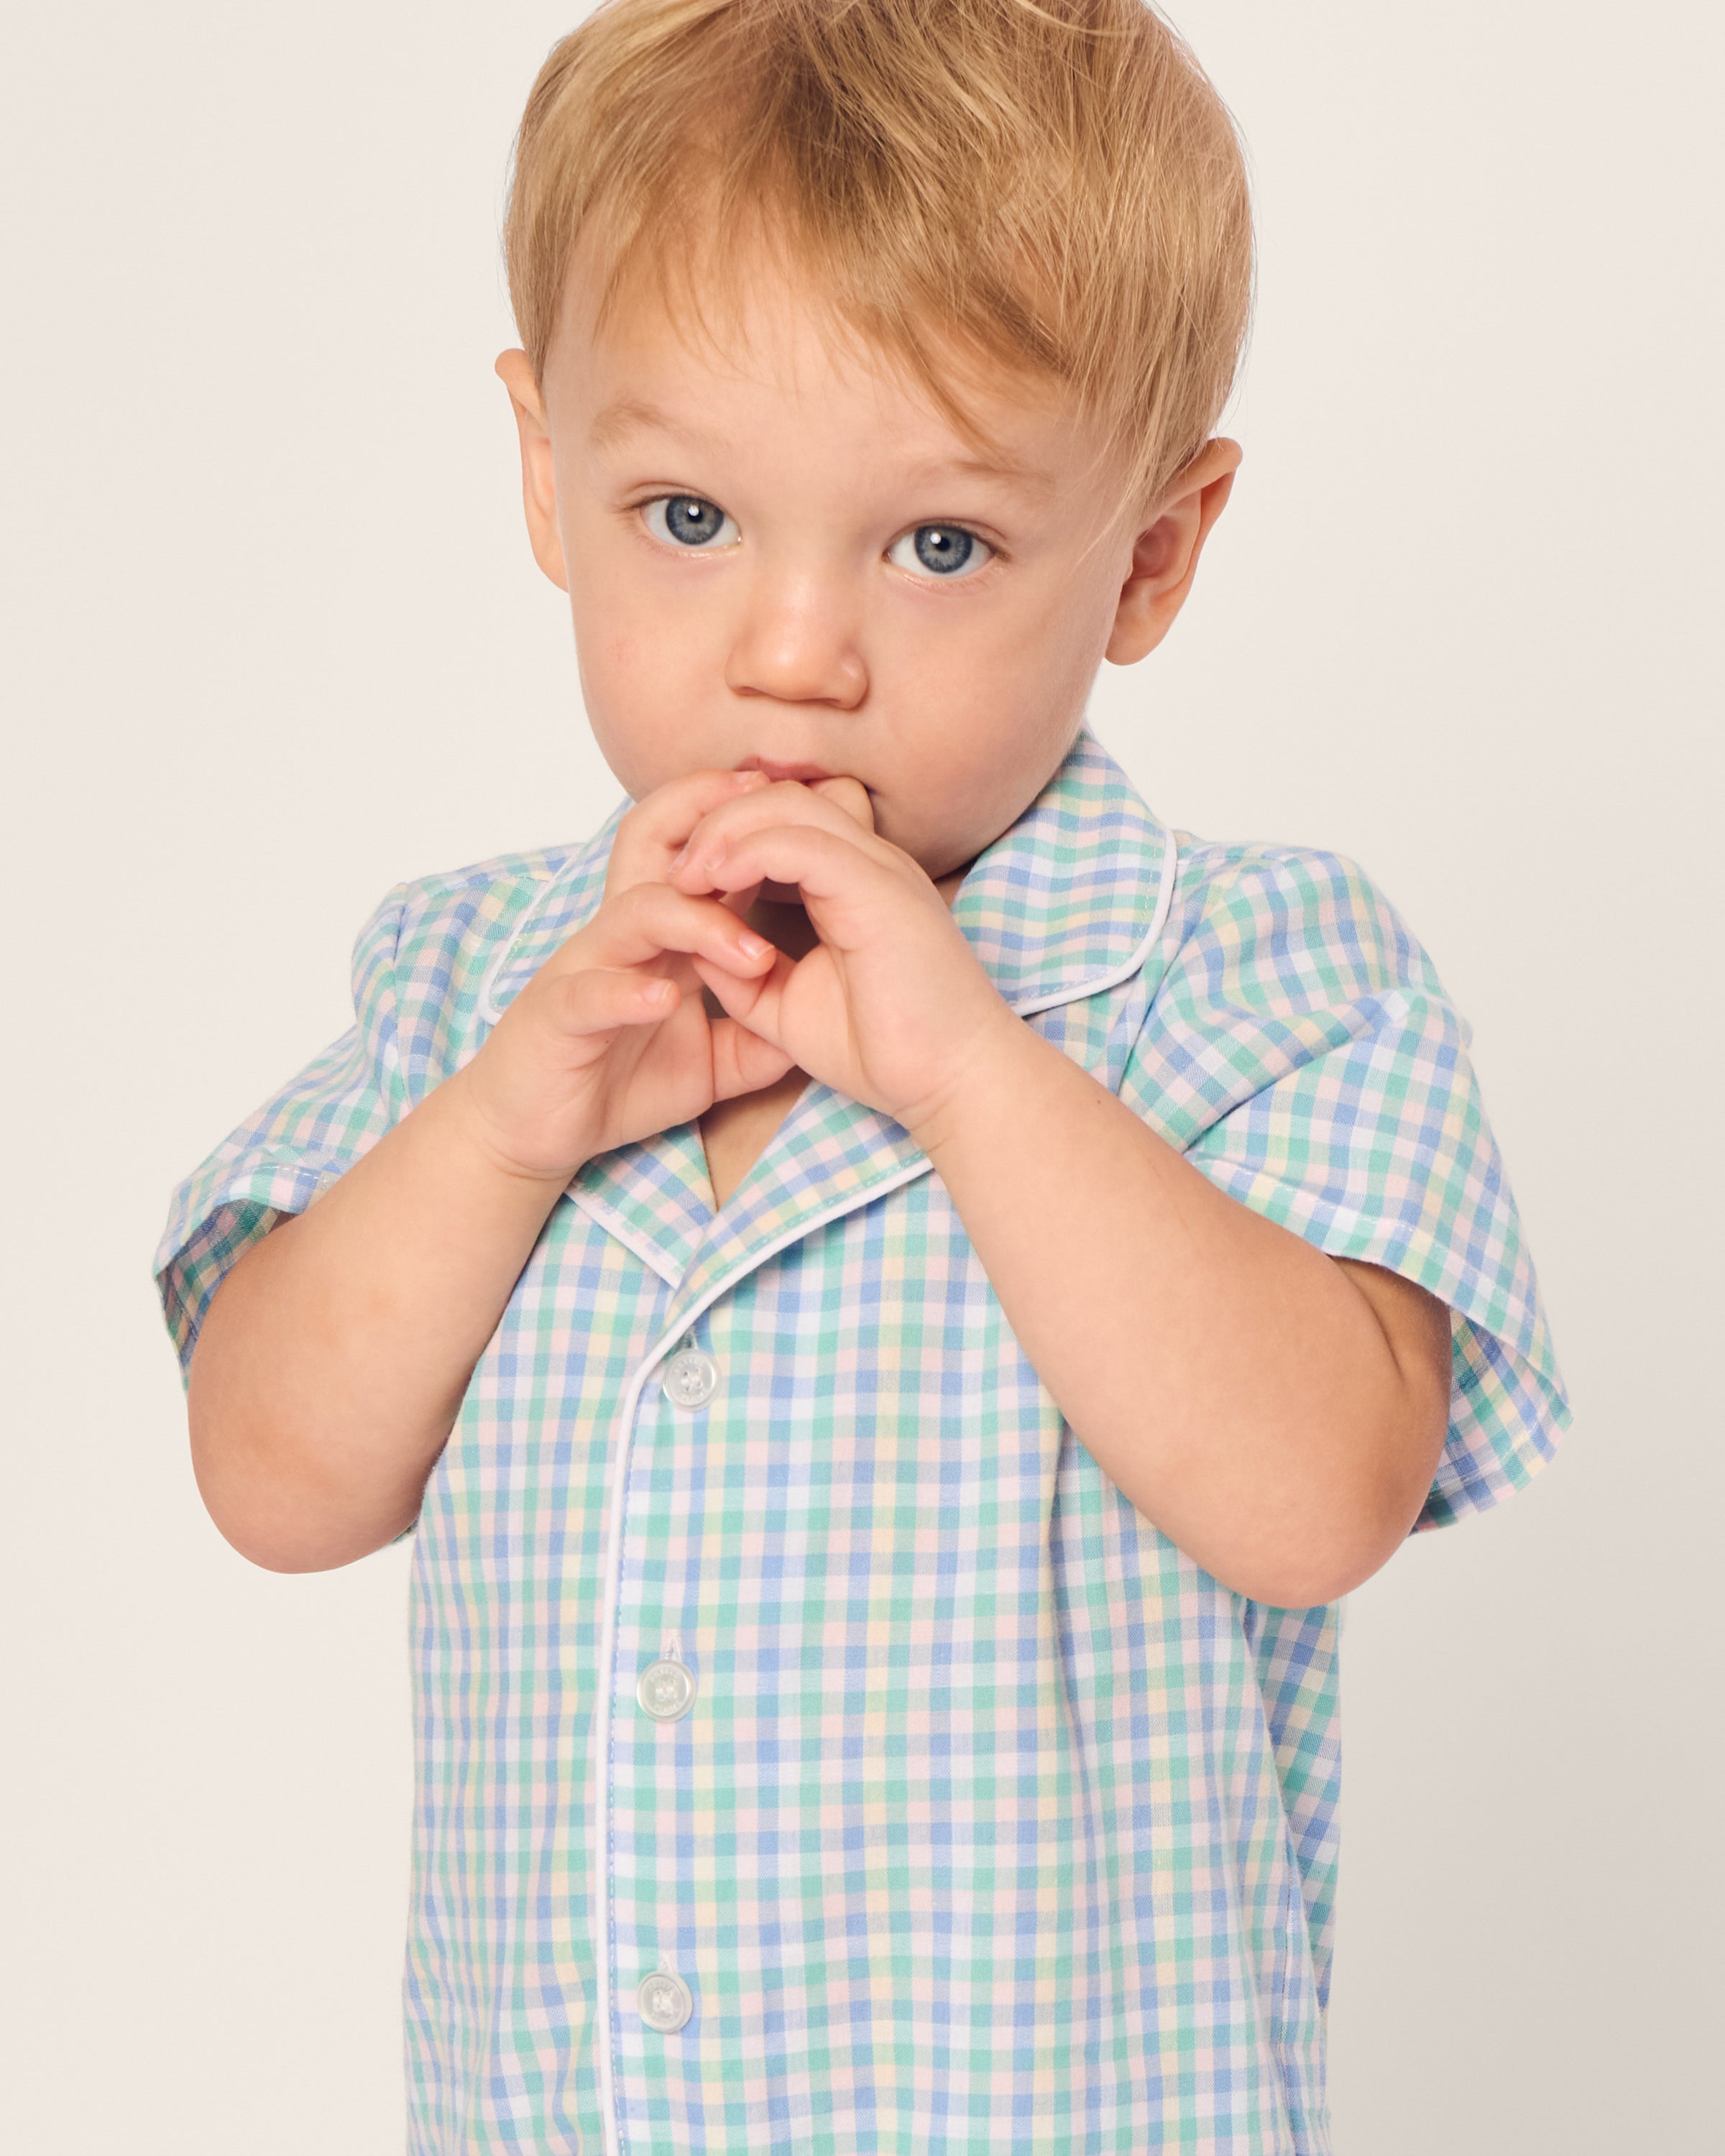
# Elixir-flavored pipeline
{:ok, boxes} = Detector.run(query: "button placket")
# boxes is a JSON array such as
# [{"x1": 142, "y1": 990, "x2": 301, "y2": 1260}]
[{"x1": 616, "y1": 1353, "x2": 709, "y2": 2080}]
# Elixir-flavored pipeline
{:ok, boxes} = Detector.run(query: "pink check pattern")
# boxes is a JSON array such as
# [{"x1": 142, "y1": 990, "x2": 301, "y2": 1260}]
[{"x1": 157, "y1": 727, "x2": 1568, "y2": 2155}]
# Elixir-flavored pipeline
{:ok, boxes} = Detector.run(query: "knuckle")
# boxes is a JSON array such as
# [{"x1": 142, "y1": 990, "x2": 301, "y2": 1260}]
[
  {"x1": 612, "y1": 801, "x2": 654, "y2": 854},
  {"x1": 610, "y1": 880, "x2": 662, "y2": 929}
]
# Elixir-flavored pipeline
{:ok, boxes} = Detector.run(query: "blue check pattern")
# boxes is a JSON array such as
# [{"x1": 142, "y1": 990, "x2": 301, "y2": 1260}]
[{"x1": 156, "y1": 726, "x2": 1568, "y2": 2154}]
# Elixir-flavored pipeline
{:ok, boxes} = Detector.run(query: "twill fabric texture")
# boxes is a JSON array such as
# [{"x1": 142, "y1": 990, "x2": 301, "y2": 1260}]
[{"x1": 155, "y1": 726, "x2": 1569, "y2": 2156}]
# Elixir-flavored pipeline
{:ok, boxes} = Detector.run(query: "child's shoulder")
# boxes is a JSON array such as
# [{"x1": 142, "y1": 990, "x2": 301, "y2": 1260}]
[
  {"x1": 345, "y1": 813, "x2": 625, "y2": 1053},
  {"x1": 1159, "y1": 827, "x2": 1454, "y2": 1010},
  {"x1": 359, "y1": 821, "x2": 614, "y2": 964},
  {"x1": 390, "y1": 832, "x2": 593, "y2": 917},
  {"x1": 1173, "y1": 827, "x2": 1397, "y2": 907}
]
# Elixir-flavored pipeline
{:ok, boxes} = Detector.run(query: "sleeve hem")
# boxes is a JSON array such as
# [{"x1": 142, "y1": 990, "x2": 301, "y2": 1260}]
[
  {"x1": 153, "y1": 1153, "x2": 351, "y2": 1383},
  {"x1": 1187, "y1": 1151, "x2": 1572, "y2": 1533}
]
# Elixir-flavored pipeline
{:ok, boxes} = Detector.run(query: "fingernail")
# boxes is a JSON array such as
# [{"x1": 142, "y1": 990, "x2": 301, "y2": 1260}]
[{"x1": 738, "y1": 931, "x2": 770, "y2": 959}]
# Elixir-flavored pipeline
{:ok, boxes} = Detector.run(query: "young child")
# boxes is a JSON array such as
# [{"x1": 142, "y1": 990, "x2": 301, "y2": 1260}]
[{"x1": 155, "y1": 2, "x2": 1569, "y2": 2150}]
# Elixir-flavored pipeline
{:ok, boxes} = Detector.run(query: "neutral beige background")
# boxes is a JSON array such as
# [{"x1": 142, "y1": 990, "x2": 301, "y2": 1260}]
[{"x1": 3, "y1": 3, "x2": 1719, "y2": 2148}]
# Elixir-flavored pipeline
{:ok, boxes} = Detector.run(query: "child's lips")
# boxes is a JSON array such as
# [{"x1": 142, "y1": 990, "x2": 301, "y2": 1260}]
[{"x1": 734, "y1": 755, "x2": 839, "y2": 784}]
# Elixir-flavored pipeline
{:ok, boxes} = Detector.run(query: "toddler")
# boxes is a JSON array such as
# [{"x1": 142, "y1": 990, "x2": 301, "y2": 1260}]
[{"x1": 155, "y1": 3, "x2": 1570, "y2": 2150}]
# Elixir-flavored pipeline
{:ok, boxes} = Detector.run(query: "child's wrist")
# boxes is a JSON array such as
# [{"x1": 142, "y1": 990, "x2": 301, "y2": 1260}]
[
  {"x1": 902, "y1": 1008, "x2": 1043, "y2": 1161},
  {"x1": 433, "y1": 1063, "x2": 595, "y2": 1194}
]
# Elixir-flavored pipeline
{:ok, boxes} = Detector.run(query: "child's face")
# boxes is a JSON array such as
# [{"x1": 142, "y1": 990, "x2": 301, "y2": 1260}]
[{"x1": 499, "y1": 240, "x2": 1237, "y2": 886}]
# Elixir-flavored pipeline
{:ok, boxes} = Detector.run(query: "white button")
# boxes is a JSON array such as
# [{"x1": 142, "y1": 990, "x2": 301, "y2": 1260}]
[
  {"x1": 637, "y1": 1658, "x2": 697, "y2": 1721},
  {"x1": 637, "y1": 1968, "x2": 694, "y2": 2032},
  {"x1": 661, "y1": 1348, "x2": 718, "y2": 1410}
]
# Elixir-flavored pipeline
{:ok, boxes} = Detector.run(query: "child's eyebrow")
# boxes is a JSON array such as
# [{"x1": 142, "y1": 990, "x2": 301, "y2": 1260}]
[
  {"x1": 898, "y1": 453, "x2": 1056, "y2": 503},
  {"x1": 589, "y1": 396, "x2": 720, "y2": 456},
  {"x1": 589, "y1": 394, "x2": 1055, "y2": 502}
]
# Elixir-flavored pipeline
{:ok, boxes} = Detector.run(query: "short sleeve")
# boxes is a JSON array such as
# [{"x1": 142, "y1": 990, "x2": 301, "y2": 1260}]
[
  {"x1": 153, "y1": 883, "x2": 410, "y2": 1385},
  {"x1": 1122, "y1": 844, "x2": 1570, "y2": 1529}
]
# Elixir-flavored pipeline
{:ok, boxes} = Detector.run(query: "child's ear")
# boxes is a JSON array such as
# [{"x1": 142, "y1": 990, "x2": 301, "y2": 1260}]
[
  {"x1": 1104, "y1": 437, "x2": 1241, "y2": 665},
  {"x1": 495, "y1": 349, "x2": 569, "y2": 592}
]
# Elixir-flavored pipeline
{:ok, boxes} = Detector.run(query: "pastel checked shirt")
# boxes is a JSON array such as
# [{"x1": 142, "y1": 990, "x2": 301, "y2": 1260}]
[{"x1": 155, "y1": 724, "x2": 1569, "y2": 2156}]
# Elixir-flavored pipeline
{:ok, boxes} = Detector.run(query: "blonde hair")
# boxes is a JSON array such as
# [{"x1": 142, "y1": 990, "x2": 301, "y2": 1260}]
[{"x1": 504, "y1": 0, "x2": 1252, "y2": 528}]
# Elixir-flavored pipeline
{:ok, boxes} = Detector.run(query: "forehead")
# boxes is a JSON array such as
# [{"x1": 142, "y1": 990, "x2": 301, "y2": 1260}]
[
  {"x1": 583, "y1": 390, "x2": 1060, "y2": 510},
  {"x1": 549, "y1": 219, "x2": 1095, "y2": 492}
]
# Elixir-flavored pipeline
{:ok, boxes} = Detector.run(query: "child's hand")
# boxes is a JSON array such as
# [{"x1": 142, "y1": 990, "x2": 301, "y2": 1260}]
[
  {"x1": 667, "y1": 778, "x2": 1019, "y2": 1135},
  {"x1": 451, "y1": 769, "x2": 794, "y2": 1181}
]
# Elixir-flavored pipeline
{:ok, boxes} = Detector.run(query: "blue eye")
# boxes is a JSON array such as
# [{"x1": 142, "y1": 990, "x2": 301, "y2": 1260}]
[
  {"x1": 641, "y1": 494, "x2": 739, "y2": 548},
  {"x1": 887, "y1": 523, "x2": 993, "y2": 579}
]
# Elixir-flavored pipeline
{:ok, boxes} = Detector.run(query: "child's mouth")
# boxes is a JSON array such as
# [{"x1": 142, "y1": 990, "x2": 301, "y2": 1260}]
[{"x1": 734, "y1": 755, "x2": 838, "y2": 784}]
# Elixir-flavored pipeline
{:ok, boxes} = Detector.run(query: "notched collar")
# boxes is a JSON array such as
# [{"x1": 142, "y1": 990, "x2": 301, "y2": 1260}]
[
  {"x1": 472, "y1": 725, "x2": 1175, "y2": 1298},
  {"x1": 947, "y1": 727, "x2": 1173, "y2": 1016},
  {"x1": 474, "y1": 801, "x2": 627, "y2": 1029},
  {"x1": 477, "y1": 726, "x2": 1171, "y2": 1031}
]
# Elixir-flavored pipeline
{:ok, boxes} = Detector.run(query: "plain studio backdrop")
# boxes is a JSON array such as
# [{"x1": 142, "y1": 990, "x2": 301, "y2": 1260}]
[{"x1": 2, "y1": 3, "x2": 1719, "y2": 2148}]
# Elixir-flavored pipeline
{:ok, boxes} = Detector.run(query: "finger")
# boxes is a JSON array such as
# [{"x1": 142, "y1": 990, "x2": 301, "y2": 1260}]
[
  {"x1": 524, "y1": 964, "x2": 681, "y2": 1039},
  {"x1": 554, "y1": 881, "x2": 778, "y2": 979},
  {"x1": 669, "y1": 780, "x2": 897, "y2": 879},
  {"x1": 713, "y1": 875, "x2": 765, "y2": 926},
  {"x1": 673, "y1": 820, "x2": 897, "y2": 926},
  {"x1": 709, "y1": 1015, "x2": 796, "y2": 1101},
  {"x1": 691, "y1": 946, "x2": 792, "y2": 1040},
  {"x1": 608, "y1": 766, "x2": 771, "y2": 893},
  {"x1": 809, "y1": 773, "x2": 875, "y2": 835}
]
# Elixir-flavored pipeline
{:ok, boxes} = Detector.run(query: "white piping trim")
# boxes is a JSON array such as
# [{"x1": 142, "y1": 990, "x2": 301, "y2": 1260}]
[
  {"x1": 482, "y1": 827, "x2": 1179, "y2": 1033},
  {"x1": 474, "y1": 849, "x2": 592, "y2": 1028},
  {"x1": 569, "y1": 1189, "x2": 689, "y2": 1289},
  {"x1": 1009, "y1": 830, "x2": 1179, "y2": 1019},
  {"x1": 592, "y1": 1152, "x2": 937, "y2": 2156},
  {"x1": 590, "y1": 829, "x2": 1181, "y2": 2152}
]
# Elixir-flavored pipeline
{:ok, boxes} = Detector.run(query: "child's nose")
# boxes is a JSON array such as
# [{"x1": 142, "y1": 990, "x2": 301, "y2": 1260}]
[{"x1": 722, "y1": 569, "x2": 868, "y2": 710}]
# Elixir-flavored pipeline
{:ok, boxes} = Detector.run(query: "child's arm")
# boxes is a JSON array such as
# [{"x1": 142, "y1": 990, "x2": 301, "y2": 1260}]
[
  {"x1": 673, "y1": 780, "x2": 1452, "y2": 1608},
  {"x1": 904, "y1": 1028, "x2": 1452, "y2": 1607},
  {"x1": 188, "y1": 769, "x2": 786, "y2": 1572}
]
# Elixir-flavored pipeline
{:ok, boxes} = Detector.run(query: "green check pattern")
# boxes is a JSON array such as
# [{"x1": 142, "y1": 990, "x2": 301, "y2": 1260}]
[{"x1": 156, "y1": 727, "x2": 1568, "y2": 2155}]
